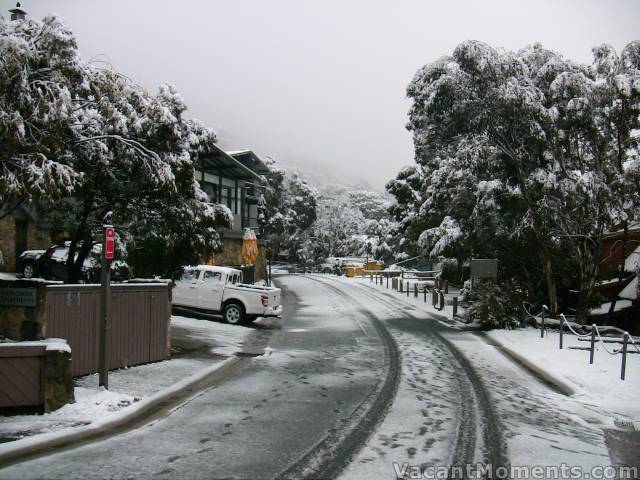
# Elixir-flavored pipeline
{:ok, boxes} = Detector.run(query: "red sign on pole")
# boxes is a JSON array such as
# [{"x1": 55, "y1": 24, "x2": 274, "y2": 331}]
[{"x1": 105, "y1": 227, "x2": 115, "y2": 260}]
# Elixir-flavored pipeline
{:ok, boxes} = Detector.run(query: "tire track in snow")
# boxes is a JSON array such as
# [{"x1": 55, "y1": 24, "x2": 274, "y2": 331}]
[
  {"x1": 276, "y1": 275, "x2": 401, "y2": 480},
  {"x1": 315, "y1": 275, "x2": 509, "y2": 479}
]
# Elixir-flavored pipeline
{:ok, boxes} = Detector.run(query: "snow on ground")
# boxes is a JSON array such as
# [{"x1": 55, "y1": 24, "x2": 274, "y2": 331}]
[
  {"x1": 347, "y1": 273, "x2": 640, "y2": 424},
  {"x1": 340, "y1": 329, "x2": 463, "y2": 480},
  {"x1": 488, "y1": 328, "x2": 640, "y2": 422},
  {"x1": 0, "y1": 315, "x2": 253, "y2": 443},
  {"x1": 350, "y1": 275, "x2": 461, "y2": 320},
  {"x1": 449, "y1": 331, "x2": 612, "y2": 472},
  {"x1": 315, "y1": 275, "x2": 617, "y2": 472}
]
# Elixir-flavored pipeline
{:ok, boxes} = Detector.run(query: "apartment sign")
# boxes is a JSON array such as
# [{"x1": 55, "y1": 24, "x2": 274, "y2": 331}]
[{"x1": 0, "y1": 288, "x2": 37, "y2": 307}]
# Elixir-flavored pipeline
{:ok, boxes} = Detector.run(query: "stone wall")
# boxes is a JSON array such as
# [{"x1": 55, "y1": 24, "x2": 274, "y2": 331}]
[
  {"x1": 0, "y1": 216, "x2": 52, "y2": 272},
  {"x1": 43, "y1": 345, "x2": 74, "y2": 412},
  {"x1": 0, "y1": 280, "x2": 49, "y2": 341},
  {"x1": 212, "y1": 237, "x2": 268, "y2": 281},
  {"x1": 0, "y1": 216, "x2": 16, "y2": 271}
]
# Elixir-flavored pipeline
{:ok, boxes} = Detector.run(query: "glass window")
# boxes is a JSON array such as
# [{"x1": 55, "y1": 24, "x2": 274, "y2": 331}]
[
  {"x1": 203, "y1": 184, "x2": 218, "y2": 203},
  {"x1": 180, "y1": 268, "x2": 199, "y2": 283},
  {"x1": 225, "y1": 187, "x2": 233, "y2": 210},
  {"x1": 203, "y1": 271, "x2": 222, "y2": 284}
]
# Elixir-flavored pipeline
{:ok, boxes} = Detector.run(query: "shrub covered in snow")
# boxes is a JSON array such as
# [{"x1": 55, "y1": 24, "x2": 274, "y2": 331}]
[{"x1": 464, "y1": 281, "x2": 521, "y2": 330}]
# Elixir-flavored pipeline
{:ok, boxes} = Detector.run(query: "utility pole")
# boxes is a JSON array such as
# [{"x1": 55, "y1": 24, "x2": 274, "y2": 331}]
[{"x1": 99, "y1": 212, "x2": 114, "y2": 389}]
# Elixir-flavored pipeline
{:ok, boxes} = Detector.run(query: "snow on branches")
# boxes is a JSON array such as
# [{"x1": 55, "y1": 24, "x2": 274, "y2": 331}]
[
  {"x1": 1, "y1": 14, "x2": 231, "y2": 279},
  {"x1": 394, "y1": 39, "x2": 640, "y2": 319}
]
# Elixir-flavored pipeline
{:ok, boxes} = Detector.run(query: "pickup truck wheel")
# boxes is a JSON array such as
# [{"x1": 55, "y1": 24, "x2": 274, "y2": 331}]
[
  {"x1": 22, "y1": 263, "x2": 35, "y2": 279},
  {"x1": 223, "y1": 302, "x2": 245, "y2": 325}
]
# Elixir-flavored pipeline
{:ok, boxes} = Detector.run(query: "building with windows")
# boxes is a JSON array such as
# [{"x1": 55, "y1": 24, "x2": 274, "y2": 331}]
[{"x1": 195, "y1": 146, "x2": 271, "y2": 281}]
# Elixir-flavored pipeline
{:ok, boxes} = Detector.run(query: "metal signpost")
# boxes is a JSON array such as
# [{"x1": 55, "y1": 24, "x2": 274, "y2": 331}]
[{"x1": 99, "y1": 214, "x2": 115, "y2": 389}]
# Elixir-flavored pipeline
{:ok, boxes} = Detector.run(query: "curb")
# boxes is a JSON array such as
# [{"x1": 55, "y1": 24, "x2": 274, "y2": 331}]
[
  {"x1": 0, "y1": 356, "x2": 246, "y2": 467},
  {"x1": 485, "y1": 334, "x2": 579, "y2": 397}
]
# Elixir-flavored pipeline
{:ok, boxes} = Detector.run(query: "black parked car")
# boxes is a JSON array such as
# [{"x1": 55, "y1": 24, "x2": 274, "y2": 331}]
[{"x1": 17, "y1": 242, "x2": 128, "y2": 283}]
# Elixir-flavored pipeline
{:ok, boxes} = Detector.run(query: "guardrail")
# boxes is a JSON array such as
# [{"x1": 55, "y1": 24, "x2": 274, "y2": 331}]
[
  {"x1": 527, "y1": 306, "x2": 638, "y2": 381},
  {"x1": 366, "y1": 272, "x2": 459, "y2": 316}
]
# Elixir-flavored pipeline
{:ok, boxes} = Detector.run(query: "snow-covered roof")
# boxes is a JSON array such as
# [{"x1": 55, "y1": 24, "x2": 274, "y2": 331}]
[
  {"x1": 619, "y1": 277, "x2": 638, "y2": 300},
  {"x1": 199, "y1": 144, "x2": 265, "y2": 182},
  {"x1": 603, "y1": 222, "x2": 640, "y2": 239},
  {"x1": 624, "y1": 245, "x2": 640, "y2": 273},
  {"x1": 225, "y1": 150, "x2": 252, "y2": 156},
  {"x1": 226, "y1": 150, "x2": 271, "y2": 176}
]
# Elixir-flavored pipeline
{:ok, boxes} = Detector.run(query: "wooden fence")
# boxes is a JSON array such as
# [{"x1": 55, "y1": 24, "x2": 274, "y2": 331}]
[
  {"x1": 45, "y1": 283, "x2": 170, "y2": 377},
  {"x1": 0, "y1": 344, "x2": 44, "y2": 408}
]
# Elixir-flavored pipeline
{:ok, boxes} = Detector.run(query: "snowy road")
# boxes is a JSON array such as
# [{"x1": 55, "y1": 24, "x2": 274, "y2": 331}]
[{"x1": 0, "y1": 275, "x2": 614, "y2": 479}]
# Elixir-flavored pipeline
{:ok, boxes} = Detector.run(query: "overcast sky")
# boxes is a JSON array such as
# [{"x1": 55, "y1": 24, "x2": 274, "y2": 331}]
[{"x1": 6, "y1": 0, "x2": 640, "y2": 190}]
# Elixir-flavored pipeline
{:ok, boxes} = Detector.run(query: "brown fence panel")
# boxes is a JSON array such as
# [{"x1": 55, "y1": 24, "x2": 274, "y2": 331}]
[
  {"x1": 45, "y1": 284, "x2": 169, "y2": 377},
  {"x1": 0, "y1": 345, "x2": 45, "y2": 408},
  {"x1": 148, "y1": 289, "x2": 169, "y2": 362}
]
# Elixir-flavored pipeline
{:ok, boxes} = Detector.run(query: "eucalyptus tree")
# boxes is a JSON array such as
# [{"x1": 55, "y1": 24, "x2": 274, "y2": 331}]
[{"x1": 403, "y1": 40, "x2": 640, "y2": 319}]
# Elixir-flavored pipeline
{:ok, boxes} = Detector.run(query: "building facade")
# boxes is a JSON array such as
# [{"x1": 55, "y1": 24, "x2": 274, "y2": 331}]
[{"x1": 195, "y1": 146, "x2": 271, "y2": 281}]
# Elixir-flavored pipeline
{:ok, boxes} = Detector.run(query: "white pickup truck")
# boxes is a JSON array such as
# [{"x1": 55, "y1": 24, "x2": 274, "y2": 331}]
[{"x1": 172, "y1": 265, "x2": 283, "y2": 324}]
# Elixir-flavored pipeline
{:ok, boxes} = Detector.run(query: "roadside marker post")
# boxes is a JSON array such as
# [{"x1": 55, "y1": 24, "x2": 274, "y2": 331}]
[
  {"x1": 559, "y1": 316, "x2": 564, "y2": 349},
  {"x1": 453, "y1": 296, "x2": 458, "y2": 317},
  {"x1": 540, "y1": 307, "x2": 546, "y2": 338},
  {"x1": 621, "y1": 332, "x2": 629, "y2": 380},
  {"x1": 406, "y1": 283, "x2": 409, "y2": 297},
  {"x1": 589, "y1": 324, "x2": 596, "y2": 365}
]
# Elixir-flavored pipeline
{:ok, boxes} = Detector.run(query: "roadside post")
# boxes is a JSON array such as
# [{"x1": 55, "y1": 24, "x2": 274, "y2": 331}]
[
  {"x1": 99, "y1": 213, "x2": 114, "y2": 389},
  {"x1": 589, "y1": 324, "x2": 596, "y2": 365},
  {"x1": 621, "y1": 332, "x2": 629, "y2": 380},
  {"x1": 540, "y1": 305, "x2": 547, "y2": 338},
  {"x1": 559, "y1": 315, "x2": 565, "y2": 349},
  {"x1": 453, "y1": 296, "x2": 458, "y2": 317}
]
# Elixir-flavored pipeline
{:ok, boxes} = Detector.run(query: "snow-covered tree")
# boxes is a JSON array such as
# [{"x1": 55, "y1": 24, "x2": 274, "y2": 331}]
[
  {"x1": 0, "y1": 15, "x2": 80, "y2": 216},
  {"x1": 1, "y1": 14, "x2": 232, "y2": 281},
  {"x1": 398, "y1": 40, "x2": 640, "y2": 320},
  {"x1": 310, "y1": 184, "x2": 395, "y2": 262},
  {"x1": 260, "y1": 157, "x2": 317, "y2": 263}
]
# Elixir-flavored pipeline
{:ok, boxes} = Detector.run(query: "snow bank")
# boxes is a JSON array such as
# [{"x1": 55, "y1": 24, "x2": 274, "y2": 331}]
[{"x1": 487, "y1": 328, "x2": 640, "y2": 421}]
